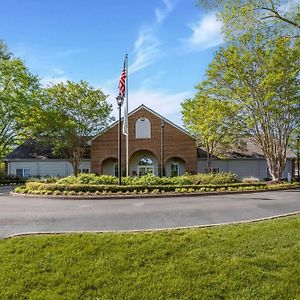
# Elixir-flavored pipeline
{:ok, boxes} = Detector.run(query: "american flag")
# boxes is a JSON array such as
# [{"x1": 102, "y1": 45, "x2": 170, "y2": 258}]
[{"x1": 118, "y1": 62, "x2": 126, "y2": 97}]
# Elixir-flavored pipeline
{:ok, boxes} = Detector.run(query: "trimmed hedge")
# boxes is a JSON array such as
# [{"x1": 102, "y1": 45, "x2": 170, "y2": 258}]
[
  {"x1": 20, "y1": 181, "x2": 269, "y2": 194},
  {"x1": 50, "y1": 173, "x2": 239, "y2": 186},
  {"x1": 0, "y1": 179, "x2": 26, "y2": 185},
  {"x1": 14, "y1": 181, "x2": 300, "y2": 196}
]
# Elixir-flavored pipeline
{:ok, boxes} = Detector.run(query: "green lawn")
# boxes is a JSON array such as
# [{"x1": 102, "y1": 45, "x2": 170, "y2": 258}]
[{"x1": 1, "y1": 216, "x2": 300, "y2": 299}]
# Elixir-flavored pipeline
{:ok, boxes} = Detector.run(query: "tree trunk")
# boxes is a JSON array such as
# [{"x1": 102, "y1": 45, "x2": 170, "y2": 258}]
[
  {"x1": 71, "y1": 150, "x2": 80, "y2": 177},
  {"x1": 206, "y1": 144, "x2": 212, "y2": 173},
  {"x1": 258, "y1": 135, "x2": 287, "y2": 181}
]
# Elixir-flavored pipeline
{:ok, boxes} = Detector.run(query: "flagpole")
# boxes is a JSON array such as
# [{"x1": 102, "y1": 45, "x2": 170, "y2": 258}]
[{"x1": 125, "y1": 54, "x2": 129, "y2": 177}]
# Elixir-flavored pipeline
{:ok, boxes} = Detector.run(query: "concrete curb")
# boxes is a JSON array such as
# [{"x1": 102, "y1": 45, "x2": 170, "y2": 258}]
[
  {"x1": 10, "y1": 186, "x2": 300, "y2": 200},
  {"x1": 5, "y1": 211, "x2": 300, "y2": 240}
]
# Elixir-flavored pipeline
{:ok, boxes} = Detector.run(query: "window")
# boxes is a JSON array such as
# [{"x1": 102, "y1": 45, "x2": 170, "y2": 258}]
[
  {"x1": 16, "y1": 168, "x2": 31, "y2": 178},
  {"x1": 266, "y1": 167, "x2": 271, "y2": 179},
  {"x1": 135, "y1": 117, "x2": 151, "y2": 139},
  {"x1": 138, "y1": 157, "x2": 154, "y2": 176},
  {"x1": 204, "y1": 168, "x2": 220, "y2": 174},
  {"x1": 114, "y1": 163, "x2": 118, "y2": 177},
  {"x1": 79, "y1": 168, "x2": 90, "y2": 173},
  {"x1": 170, "y1": 163, "x2": 179, "y2": 177}
]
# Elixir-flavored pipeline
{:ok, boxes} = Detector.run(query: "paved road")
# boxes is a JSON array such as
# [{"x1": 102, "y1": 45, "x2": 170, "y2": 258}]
[{"x1": 0, "y1": 186, "x2": 299, "y2": 238}]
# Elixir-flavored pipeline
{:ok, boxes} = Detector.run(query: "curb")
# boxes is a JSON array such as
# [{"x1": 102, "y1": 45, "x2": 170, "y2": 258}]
[
  {"x1": 5, "y1": 211, "x2": 300, "y2": 239},
  {"x1": 10, "y1": 186, "x2": 300, "y2": 200}
]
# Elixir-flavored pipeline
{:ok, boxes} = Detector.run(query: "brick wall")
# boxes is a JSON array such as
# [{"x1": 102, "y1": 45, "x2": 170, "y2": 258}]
[{"x1": 91, "y1": 107, "x2": 197, "y2": 175}]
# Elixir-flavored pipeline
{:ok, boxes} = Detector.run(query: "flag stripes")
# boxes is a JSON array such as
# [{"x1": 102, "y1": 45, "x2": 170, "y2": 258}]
[{"x1": 118, "y1": 63, "x2": 126, "y2": 97}]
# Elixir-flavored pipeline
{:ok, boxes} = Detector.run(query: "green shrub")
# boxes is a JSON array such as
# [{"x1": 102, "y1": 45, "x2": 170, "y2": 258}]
[
  {"x1": 57, "y1": 174, "x2": 118, "y2": 185},
  {"x1": 49, "y1": 172, "x2": 239, "y2": 187},
  {"x1": 24, "y1": 181, "x2": 294, "y2": 196}
]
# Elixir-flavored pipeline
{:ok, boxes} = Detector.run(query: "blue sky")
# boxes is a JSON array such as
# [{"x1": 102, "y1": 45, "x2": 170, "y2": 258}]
[{"x1": 0, "y1": 0, "x2": 224, "y2": 126}]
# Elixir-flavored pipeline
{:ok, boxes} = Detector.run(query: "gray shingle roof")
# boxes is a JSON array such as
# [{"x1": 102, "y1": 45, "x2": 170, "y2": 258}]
[
  {"x1": 197, "y1": 138, "x2": 296, "y2": 159},
  {"x1": 4, "y1": 139, "x2": 91, "y2": 160}
]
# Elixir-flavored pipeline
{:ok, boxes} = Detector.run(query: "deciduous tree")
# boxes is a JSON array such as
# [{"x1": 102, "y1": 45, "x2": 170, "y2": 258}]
[
  {"x1": 197, "y1": 0, "x2": 300, "y2": 42},
  {"x1": 198, "y1": 39, "x2": 299, "y2": 180},
  {"x1": 32, "y1": 81, "x2": 113, "y2": 176},
  {"x1": 182, "y1": 94, "x2": 241, "y2": 171},
  {"x1": 0, "y1": 41, "x2": 40, "y2": 160}
]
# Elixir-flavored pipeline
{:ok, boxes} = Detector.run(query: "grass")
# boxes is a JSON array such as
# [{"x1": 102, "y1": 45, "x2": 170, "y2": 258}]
[{"x1": 1, "y1": 216, "x2": 300, "y2": 299}]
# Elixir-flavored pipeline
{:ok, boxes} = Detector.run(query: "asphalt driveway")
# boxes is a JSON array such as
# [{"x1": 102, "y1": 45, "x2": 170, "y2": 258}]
[{"x1": 0, "y1": 186, "x2": 299, "y2": 238}]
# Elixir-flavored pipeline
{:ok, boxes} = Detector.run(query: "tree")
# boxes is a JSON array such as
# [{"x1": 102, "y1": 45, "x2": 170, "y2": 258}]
[
  {"x1": 0, "y1": 41, "x2": 40, "y2": 160},
  {"x1": 198, "y1": 38, "x2": 299, "y2": 180},
  {"x1": 197, "y1": 0, "x2": 300, "y2": 42},
  {"x1": 31, "y1": 81, "x2": 113, "y2": 176},
  {"x1": 182, "y1": 94, "x2": 241, "y2": 171}
]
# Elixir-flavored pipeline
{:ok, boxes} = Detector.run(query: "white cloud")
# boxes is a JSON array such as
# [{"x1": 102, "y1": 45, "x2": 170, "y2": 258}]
[
  {"x1": 129, "y1": 28, "x2": 161, "y2": 75},
  {"x1": 102, "y1": 86, "x2": 192, "y2": 127},
  {"x1": 129, "y1": 0, "x2": 175, "y2": 75},
  {"x1": 40, "y1": 76, "x2": 69, "y2": 87},
  {"x1": 155, "y1": 0, "x2": 174, "y2": 23},
  {"x1": 182, "y1": 13, "x2": 224, "y2": 51},
  {"x1": 40, "y1": 67, "x2": 70, "y2": 87}
]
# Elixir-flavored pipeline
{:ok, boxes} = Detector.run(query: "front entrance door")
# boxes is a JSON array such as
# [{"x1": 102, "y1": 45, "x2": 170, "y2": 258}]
[{"x1": 138, "y1": 166, "x2": 154, "y2": 176}]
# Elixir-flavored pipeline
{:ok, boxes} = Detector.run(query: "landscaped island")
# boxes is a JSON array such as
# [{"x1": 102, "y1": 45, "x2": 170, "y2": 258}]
[{"x1": 13, "y1": 173, "x2": 300, "y2": 197}]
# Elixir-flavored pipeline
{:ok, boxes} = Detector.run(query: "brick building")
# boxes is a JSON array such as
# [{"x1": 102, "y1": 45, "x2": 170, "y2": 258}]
[
  {"x1": 90, "y1": 105, "x2": 197, "y2": 177},
  {"x1": 4, "y1": 104, "x2": 296, "y2": 180}
]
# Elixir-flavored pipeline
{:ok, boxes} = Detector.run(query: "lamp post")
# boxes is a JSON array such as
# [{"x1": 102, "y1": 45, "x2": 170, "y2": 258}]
[
  {"x1": 116, "y1": 95, "x2": 124, "y2": 185},
  {"x1": 160, "y1": 119, "x2": 165, "y2": 177},
  {"x1": 297, "y1": 135, "x2": 300, "y2": 181}
]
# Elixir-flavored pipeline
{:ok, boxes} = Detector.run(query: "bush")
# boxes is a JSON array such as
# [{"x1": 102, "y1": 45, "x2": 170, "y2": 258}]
[
  {"x1": 21, "y1": 181, "x2": 268, "y2": 195},
  {"x1": 46, "y1": 172, "x2": 239, "y2": 187},
  {"x1": 57, "y1": 174, "x2": 118, "y2": 185},
  {"x1": 14, "y1": 181, "x2": 300, "y2": 196}
]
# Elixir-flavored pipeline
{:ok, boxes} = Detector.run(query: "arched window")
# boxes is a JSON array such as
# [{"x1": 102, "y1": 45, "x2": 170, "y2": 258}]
[
  {"x1": 139, "y1": 157, "x2": 153, "y2": 166},
  {"x1": 135, "y1": 117, "x2": 151, "y2": 139}
]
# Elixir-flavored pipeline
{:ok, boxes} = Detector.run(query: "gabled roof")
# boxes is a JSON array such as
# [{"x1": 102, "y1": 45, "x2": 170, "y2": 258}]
[
  {"x1": 89, "y1": 104, "x2": 196, "y2": 142},
  {"x1": 197, "y1": 137, "x2": 296, "y2": 159},
  {"x1": 4, "y1": 139, "x2": 91, "y2": 160}
]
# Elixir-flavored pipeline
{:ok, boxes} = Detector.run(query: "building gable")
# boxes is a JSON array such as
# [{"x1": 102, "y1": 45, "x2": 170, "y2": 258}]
[
  {"x1": 90, "y1": 105, "x2": 198, "y2": 175},
  {"x1": 90, "y1": 104, "x2": 196, "y2": 142}
]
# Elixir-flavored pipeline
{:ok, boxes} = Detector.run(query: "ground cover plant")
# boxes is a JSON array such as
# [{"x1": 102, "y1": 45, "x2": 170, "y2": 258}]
[{"x1": 0, "y1": 215, "x2": 299, "y2": 299}]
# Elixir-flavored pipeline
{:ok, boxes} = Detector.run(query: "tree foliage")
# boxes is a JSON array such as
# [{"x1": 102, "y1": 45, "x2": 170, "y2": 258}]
[
  {"x1": 182, "y1": 94, "x2": 241, "y2": 171},
  {"x1": 198, "y1": 38, "x2": 299, "y2": 180},
  {"x1": 197, "y1": 0, "x2": 300, "y2": 42},
  {"x1": 0, "y1": 41, "x2": 40, "y2": 160},
  {"x1": 31, "y1": 81, "x2": 113, "y2": 176}
]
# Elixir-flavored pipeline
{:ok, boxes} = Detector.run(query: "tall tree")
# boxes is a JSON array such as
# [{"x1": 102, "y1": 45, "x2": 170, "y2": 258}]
[
  {"x1": 31, "y1": 80, "x2": 113, "y2": 176},
  {"x1": 199, "y1": 38, "x2": 299, "y2": 180},
  {"x1": 0, "y1": 41, "x2": 40, "y2": 160},
  {"x1": 182, "y1": 94, "x2": 241, "y2": 171},
  {"x1": 197, "y1": 0, "x2": 300, "y2": 42}
]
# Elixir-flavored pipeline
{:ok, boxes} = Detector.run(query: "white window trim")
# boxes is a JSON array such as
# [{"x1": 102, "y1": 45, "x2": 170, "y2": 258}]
[
  {"x1": 16, "y1": 168, "x2": 31, "y2": 178},
  {"x1": 135, "y1": 117, "x2": 151, "y2": 139},
  {"x1": 138, "y1": 165, "x2": 154, "y2": 177}
]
